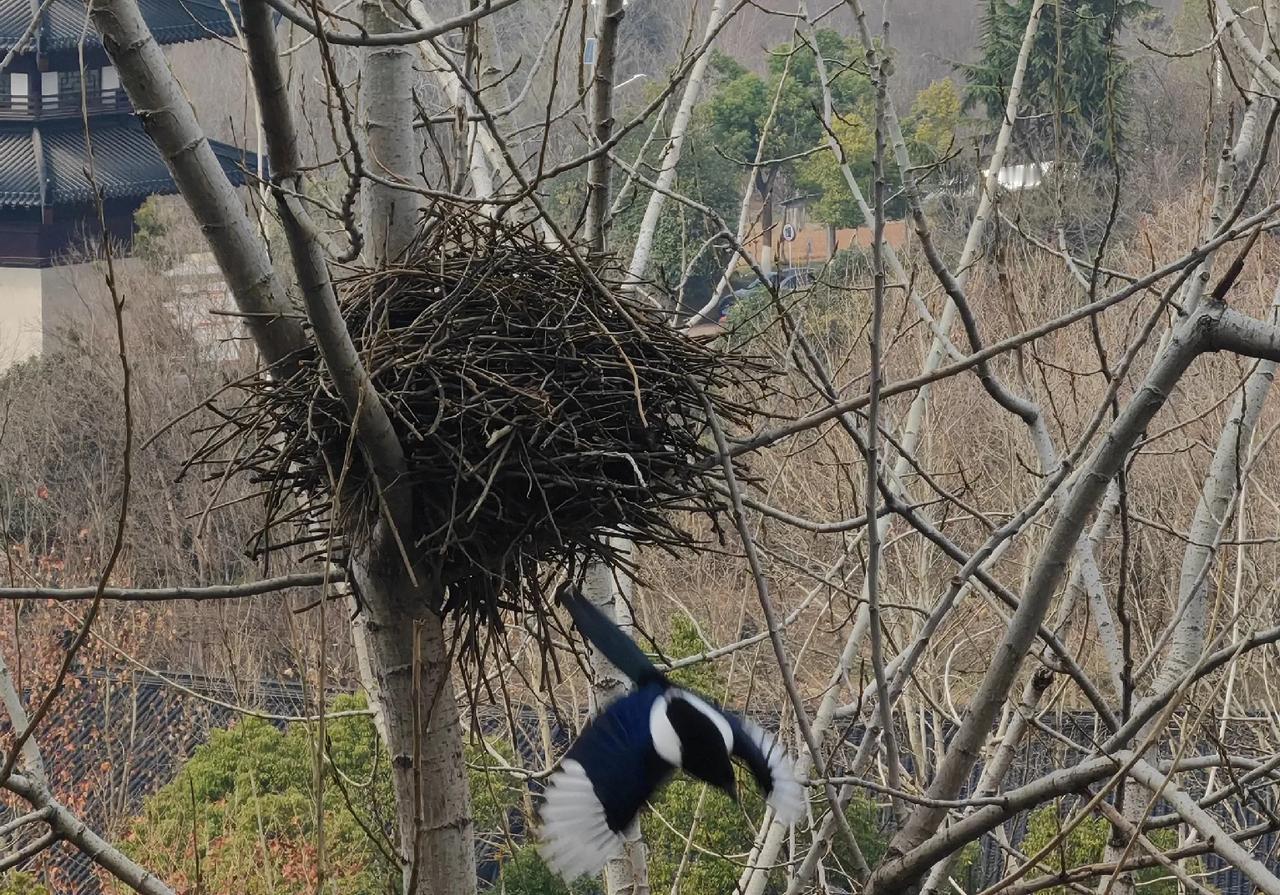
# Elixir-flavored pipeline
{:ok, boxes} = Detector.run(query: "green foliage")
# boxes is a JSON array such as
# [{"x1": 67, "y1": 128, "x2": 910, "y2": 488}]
[
  {"x1": 907, "y1": 78, "x2": 964, "y2": 163},
  {"x1": 132, "y1": 196, "x2": 172, "y2": 270},
  {"x1": 790, "y1": 76, "x2": 960, "y2": 227},
  {"x1": 1022, "y1": 804, "x2": 1214, "y2": 895},
  {"x1": 114, "y1": 694, "x2": 556, "y2": 895},
  {"x1": 611, "y1": 32, "x2": 962, "y2": 298},
  {"x1": 115, "y1": 694, "x2": 399, "y2": 895},
  {"x1": 642, "y1": 616, "x2": 763, "y2": 894},
  {"x1": 704, "y1": 33, "x2": 871, "y2": 214},
  {"x1": 118, "y1": 629, "x2": 886, "y2": 895},
  {"x1": 702, "y1": 52, "x2": 771, "y2": 163},
  {"x1": 702, "y1": 33, "x2": 877, "y2": 229},
  {"x1": 0, "y1": 872, "x2": 51, "y2": 895},
  {"x1": 794, "y1": 112, "x2": 874, "y2": 227},
  {"x1": 608, "y1": 75, "x2": 745, "y2": 302},
  {"x1": 491, "y1": 845, "x2": 601, "y2": 895},
  {"x1": 762, "y1": 31, "x2": 873, "y2": 164},
  {"x1": 961, "y1": 0, "x2": 1154, "y2": 158}
]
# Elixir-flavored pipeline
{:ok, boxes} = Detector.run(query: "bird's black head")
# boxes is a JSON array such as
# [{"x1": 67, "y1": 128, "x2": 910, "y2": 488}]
[{"x1": 666, "y1": 697, "x2": 737, "y2": 798}]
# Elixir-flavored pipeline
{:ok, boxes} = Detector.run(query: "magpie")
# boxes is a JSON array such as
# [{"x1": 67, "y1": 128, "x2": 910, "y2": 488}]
[{"x1": 537, "y1": 587, "x2": 805, "y2": 881}]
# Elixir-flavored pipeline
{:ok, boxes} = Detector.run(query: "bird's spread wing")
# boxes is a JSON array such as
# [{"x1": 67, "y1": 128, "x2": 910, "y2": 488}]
[
  {"x1": 560, "y1": 586, "x2": 666, "y2": 686},
  {"x1": 725, "y1": 712, "x2": 805, "y2": 825},
  {"x1": 538, "y1": 683, "x2": 674, "y2": 880}
]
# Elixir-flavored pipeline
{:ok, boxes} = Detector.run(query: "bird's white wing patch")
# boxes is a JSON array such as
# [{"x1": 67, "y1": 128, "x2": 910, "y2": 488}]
[
  {"x1": 649, "y1": 693, "x2": 682, "y2": 766},
  {"x1": 738, "y1": 717, "x2": 805, "y2": 825},
  {"x1": 538, "y1": 759, "x2": 626, "y2": 880},
  {"x1": 675, "y1": 690, "x2": 733, "y2": 752}
]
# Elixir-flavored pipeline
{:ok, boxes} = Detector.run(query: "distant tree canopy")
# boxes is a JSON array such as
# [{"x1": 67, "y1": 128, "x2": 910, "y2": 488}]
[
  {"x1": 609, "y1": 29, "x2": 964, "y2": 296},
  {"x1": 962, "y1": 0, "x2": 1153, "y2": 158},
  {"x1": 702, "y1": 32, "x2": 873, "y2": 225},
  {"x1": 795, "y1": 77, "x2": 963, "y2": 227}
]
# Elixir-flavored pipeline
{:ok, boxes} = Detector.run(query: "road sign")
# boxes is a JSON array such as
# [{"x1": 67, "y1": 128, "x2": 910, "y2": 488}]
[{"x1": 781, "y1": 223, "x2": 797, "y2": 242}]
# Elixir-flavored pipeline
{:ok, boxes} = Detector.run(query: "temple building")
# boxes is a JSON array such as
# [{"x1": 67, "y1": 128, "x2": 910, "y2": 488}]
[{"x1": 0, "y1": 0, "x2": 252, "y2": 367}]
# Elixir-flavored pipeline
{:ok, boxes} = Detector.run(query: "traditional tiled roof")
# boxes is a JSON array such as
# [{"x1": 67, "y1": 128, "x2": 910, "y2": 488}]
[
  {"x1": 0, "y1": 0, "x2": 242, "y2": 53},
  {"x1": 0, "y1": 116, "x2": 254, "y2": 209}
]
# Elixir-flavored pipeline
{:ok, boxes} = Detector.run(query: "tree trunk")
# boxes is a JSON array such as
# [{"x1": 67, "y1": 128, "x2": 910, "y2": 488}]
[
  {"x1": 583, "y1": 0, "x2": 626, "y2": 255},
  {"x1": 355, "y1": 6, "x2": 475, "y2": 893},
  {"x1": 758, "y1": 173, "x2": 774, "y2": 278},
  {"x1": 361, "y1": 1, "x2": 425, "y2": 261},
  {"x1": 350, "y1": 535, "x2": 475, "y2": 895},
  {"x1": 582, "y1": 550, "x2": 650, "y2": 895},
  {"x1": 578, "y1": 5, "x2": 648, "y2": 887},
  {"x1": 625, "y1": 0, "x2": 727, "y2": 286}
]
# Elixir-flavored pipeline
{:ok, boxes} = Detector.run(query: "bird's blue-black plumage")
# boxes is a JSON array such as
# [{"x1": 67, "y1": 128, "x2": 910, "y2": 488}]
[
  {"x1": 539, "y1": 586, "x2": 805, "y2": 880},
  {"x1": 560, "y1": 587, "x2": 667, "y2": 686},
  {"x1": 562, "y1": 681, "x2": 673, "y2": 832},
  {"x1": 725, "y1": 709, "x2": 780, "y2": 796}
]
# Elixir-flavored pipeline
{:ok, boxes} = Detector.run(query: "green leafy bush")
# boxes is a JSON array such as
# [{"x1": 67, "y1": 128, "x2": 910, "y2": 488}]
[
  {"x1": 0, "y1": 872, "x2": 51, "y2": 895},
  {"x1": 641, "y1": 616, "x2": 886, "y2": 894},
  {"x1": 112, "y1": 694, "x2": 557, "y2": 895},
  {"x1": 1021, "y1": 803, "x2": 1214, "y2": 895}
]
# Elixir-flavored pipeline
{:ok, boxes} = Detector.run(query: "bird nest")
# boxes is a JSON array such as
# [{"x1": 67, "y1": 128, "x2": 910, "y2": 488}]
[{"x1": 195, "y1": 211, "x2": 769, "y2": 631}]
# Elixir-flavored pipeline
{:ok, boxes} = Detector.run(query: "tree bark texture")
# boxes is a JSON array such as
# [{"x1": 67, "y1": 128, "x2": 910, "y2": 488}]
[
  {"x1": 362, "y1": 1, "x2": 426, "y2": 262},
  {"x1": 88, "y1": 0, "x2": 308, "y2": 377},
  {"x1": 583, "y1": 0, "x2": 625, "y2": 255},
  {"x1": 355, "y1": 6, "x2": 474, "y2": 893}
]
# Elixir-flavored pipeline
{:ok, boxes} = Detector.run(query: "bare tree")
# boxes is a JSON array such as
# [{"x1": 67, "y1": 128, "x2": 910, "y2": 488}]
[{"x1": 14, "y1": 2, "x2": 1280, "y2": 895}]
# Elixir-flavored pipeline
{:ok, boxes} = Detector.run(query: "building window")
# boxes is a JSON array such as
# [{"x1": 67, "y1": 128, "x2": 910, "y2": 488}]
[
  {"x1": 41, "y1": 71, "x2": 57, "y2": 109},
  {"x1": 6, "y1": 73, "x2": 27, "y2": 111},
  {"x1": 101, "y1": 65, "x2": 119, "y2": 105},
  {"x1": 39, "y1": 69, "x2": 103, "y2": 112}
]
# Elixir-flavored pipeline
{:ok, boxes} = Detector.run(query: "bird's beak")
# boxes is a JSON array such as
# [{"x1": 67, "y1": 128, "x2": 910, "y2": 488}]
[{"x1": 723, "y1": 781, "x2": 740, "y2": 803}]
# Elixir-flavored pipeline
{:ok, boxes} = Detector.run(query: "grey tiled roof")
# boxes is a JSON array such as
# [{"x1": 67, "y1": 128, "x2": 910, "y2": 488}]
[
  {"x1": 0, "y1": 115, "x2": 254, "y2": 208},
  {"x1": 0, "y1": 126, "x2": 41, "y2": 206},
  {"x1": 0, "y1": 0, "x2": 242, "y2": 53}
]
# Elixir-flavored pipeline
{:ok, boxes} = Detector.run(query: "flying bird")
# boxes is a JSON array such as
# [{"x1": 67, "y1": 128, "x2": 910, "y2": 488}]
[{"x1": 537, "y1": 586, "x2": 805, "y2": 881}]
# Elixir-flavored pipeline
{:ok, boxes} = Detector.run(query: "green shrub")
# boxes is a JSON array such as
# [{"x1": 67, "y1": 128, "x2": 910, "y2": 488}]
[
  {"x1": 114, "y1": 694, "x2": 555, "y2": 895},
  {"x1": 0, "y1": 872, "x2": 51, "y2": 895},
  {"x1": 1022, "y1": 803, "x2": 1215, "y2": 895},
  {"x1": 642, "y1": 616, "x2": 886, "y2": 894}
]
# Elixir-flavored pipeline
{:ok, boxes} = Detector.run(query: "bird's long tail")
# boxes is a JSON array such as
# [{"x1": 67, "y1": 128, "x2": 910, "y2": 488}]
[{"x1": 559, "y1": 585, "x2": 665, "y2": 686}]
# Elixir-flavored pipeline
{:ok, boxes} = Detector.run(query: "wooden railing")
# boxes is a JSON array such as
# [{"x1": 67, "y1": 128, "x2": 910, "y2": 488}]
[{"x1": 0, "y1": 88, "x2": 130, "y2": 121}]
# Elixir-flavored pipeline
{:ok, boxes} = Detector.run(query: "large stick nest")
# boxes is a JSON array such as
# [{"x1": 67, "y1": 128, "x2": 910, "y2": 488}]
[{"x1": 196, "y1": 211, "x2": 769, "y2": 632}]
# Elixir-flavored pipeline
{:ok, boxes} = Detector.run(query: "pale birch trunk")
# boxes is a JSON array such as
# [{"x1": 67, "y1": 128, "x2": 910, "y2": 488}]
[
  {"x1": 405, "y1": 1, "x2": 497, "y2": 201},
  {"x1": 578, "y1": 0, "x2": 648, "y2": 887},
  {"x1": 624, "y1": 0, "x2": 726, "y2": 286},
  {"x1": 355, "y1": 6, "x2": 475, "y2": 894},
  {"x1": 88, "y1": 0, "x2": 308, "y2": 375},
  {"x1": 580, "y1": 549, "x2": 650, "y2": 895},
  {"x1": 94, "y1": 2, "x2": 475, "y2": 891},
  {"x1": 584, "y1": 0, "x2": 625, "y2": 255},
  {"x1": 362, "y1": 1, "x2": 426, "y2": 260}
]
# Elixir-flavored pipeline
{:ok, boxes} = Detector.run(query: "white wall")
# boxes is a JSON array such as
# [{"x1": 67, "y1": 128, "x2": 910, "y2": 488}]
[{"x1": 0, "y1": 267, "x2": 45, "y2": 369}]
